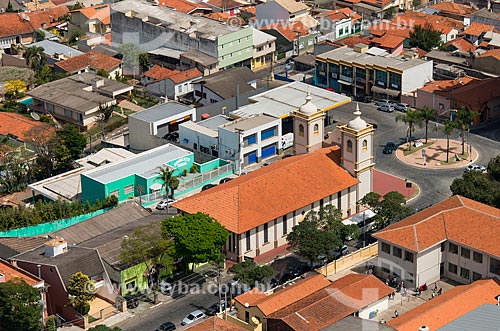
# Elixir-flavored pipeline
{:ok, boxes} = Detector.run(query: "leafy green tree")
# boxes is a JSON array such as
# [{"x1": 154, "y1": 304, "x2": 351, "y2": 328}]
[
  {"x1": 6, "y1": 0, "x2": 14, "y2": 12},
  {"x1": 396, "y1": 109, "x2": 423, "y2": 150},
  {"x1": 157, "y1": 166, "x2": 178, "y2": 198},
  {"x1": 69, "y1": 29, "x2": 83, "y2": 45},
  {"x1": 36, "y1": 65, "x2": 53, "y2": 85},
  {"x1": 88, "y1": 325, "x2": 122, "y2": 331},
  {"x1": 358, "y1": 192, "x2": 413, "y2": 229},
  {"x1": 0, "y1": 279, "x2": 43, "y2": 331},
  {"x1": 163, "y1": 213, "x2": 230, "y2": 270},
  {"x1": 67, "y1": 272, "x2": 95, "y2": 315},
  {"x1": 228, "y1": 260, "x2": 274, "y2": 288},
  {"x1": 45, "y1": 316, "x2": 57, "y2": 331},
  {"x1": 451, "y1": 171, "x2": 499, "y2": 207},
  {"x1": 455, "y1": 107, "x2": 478, "y2": 155},
  {"x1": 96, "y1": 68, "x2": 109, "y2": 79},
  {"x1": 25, "y1": 46, "x2": 46, "y2": 74},
  {"x1": 442, "y1": 119, "x2": 457, "y2": 163},
  {"x1": 55, "y1": 125, "x2": 87, "y2": 160},
  {"x1": 34, "y1": 29, "x2": 45, "y2": 42},
  {"x1": 139, "y1": 52, "x2": 151, "y2": 72},
  {"x1": 417, "y1": 106, "x2": 437, "y2": 144},
  {"x1": 488, "y1": 154, "x2": 500, "y2": 183},
  {"x1": 118, "y1": 43, "x2": 141, "y2": 78},
  {"x1": 69, "y1": 2, "x2": 83, "y2": 10},
  {"x1": 409, "y1": 23, "x2": 442, "y2": 51},
  {"x1": 120, "y1": 222, "x2": 175, "y2": 288},
  {"x1": 98, "y1": 103, "x2": 114, "y2": 122},
  {"x1": 287, "y1": 205, "x2": 355, "y2": 264}
]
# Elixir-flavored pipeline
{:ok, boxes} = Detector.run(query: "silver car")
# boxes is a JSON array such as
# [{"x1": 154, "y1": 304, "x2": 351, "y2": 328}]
[
  {"x1": 465, "y1": 164, "x2": 486, "y2": 172},
  {"x1": 181, "y1": 310, "x2": 205, "y2": 326},
  {"x1": 377, "y1": 104, "x2": 394, "y2": 112},
  {"x1": 395, "y1": 103, "x2": 410, "y2": 112}
]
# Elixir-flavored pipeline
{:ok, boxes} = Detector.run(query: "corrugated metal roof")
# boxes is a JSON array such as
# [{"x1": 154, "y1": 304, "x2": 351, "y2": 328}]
[
  {"x1": 129, "y1": 102, "x2": 194, "y2": 123},
  {"x1": 437, "y1": 304, "x2": 500, "y2": 331}
]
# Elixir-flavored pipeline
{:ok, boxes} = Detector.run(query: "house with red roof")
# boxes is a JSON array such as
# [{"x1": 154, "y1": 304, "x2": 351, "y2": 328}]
[
  {"x1": 260, "y1": 21, "x2": 317, "y2": 56},
  {"x1": 142, "y1": 65, "x2": 202, "y2": 100},
  {"x1": 426, "y1": 1, "x2": 474, "y2": 25},
  {"x1": 316, "y1": 7, "x2": 362, "y2": 41},
  {"x1": 0, "y1": 112, "x2": 56, "y2": 143},
  {"x1": 392, "y1": 12, "x2": 462, "y2": 44},
  {"x1": 70, "y1": 4, "x2": 111, "y2": 35},
  {"x1": 463, "y1": 22, "x2": 495, "y2": 45},
  {"x1": 54, "y1": 51, "x2": 122, "y2": 77},
  {"x1": 373, "y1": 195, "x2": 500, "y2": 289},
  {"x1": 371, "y1": 34, "x2": 405, "y2": 55},
  {"x1": 157, "y1": 0, "x2": 212, "y2": 15}
]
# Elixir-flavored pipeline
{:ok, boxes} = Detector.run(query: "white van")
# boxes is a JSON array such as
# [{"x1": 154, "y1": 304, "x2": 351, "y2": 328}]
[{"x1": 342, "y1": 209, "x2": 376, "y2": 239}]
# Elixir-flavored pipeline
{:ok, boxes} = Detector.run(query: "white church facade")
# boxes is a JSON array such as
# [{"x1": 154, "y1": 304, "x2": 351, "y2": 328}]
[{"x1": 173, "y1": 97, "x2": 376, "y2": 262}]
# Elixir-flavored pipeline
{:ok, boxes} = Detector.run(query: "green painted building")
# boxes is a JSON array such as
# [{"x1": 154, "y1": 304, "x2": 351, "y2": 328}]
[
  {"x1": 81, "y1": 144, "x2": 232, "y2": 204},
  {"x1": 217, "y1": 27, "x2": 254, "y2": 69}
]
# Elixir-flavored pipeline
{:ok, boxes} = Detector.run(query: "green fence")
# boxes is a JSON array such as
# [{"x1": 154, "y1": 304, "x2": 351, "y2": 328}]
[{"x1": 0, "y1": 209, "x2": 109, "y2": 237}]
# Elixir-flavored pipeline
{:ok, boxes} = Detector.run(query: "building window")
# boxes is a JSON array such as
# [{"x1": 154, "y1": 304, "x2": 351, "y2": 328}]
[
  {"x1": 261, "y1": 127, "x2": 276, "y2": 140},
  {"x1": 490, "y1": 257, "x2": 500, "y2": 276},
  {"x1": 263, "y1": 223, "x2": 269, "y2": 244},
  {"x1": 381, "y1": 242, "x2": 390, "y2": 254},
  {"x1": 124, "y1": 185, "x2": 134, "y2": 195},
  {"x1": 246, "y1": 231, "x2": 251, "y2": 251},
  {"x1": 381, "y1": 263, "x2": 390, "y2": 274},
  {"x1": 126, "y1": 281, "x2": 136, "y2": 290},
  {"x1": 405, "y1": 272, "x2": 414, "y2": 284},
  {"x1": 362, "y1": 140, "x2": 367, "y2": 152},
  {"x1": 347, "y1": 140, "x2": 353, "y2": 153},
  {"x1": 404, "y1": 251, "x2": 414, "y2": 263},
  {"x1": 448, "y1": 263, "x2": 457, "y2": 274},
  {"x1": 313, "y1": 124, "x2": 319, "y2": 135},
  {"x1": 393, "y1": 247, "x2": 402, "y2": 258},
  {"x1": 282, "y1": 216, "x2": 287, "y2": 235},
  {"x1": 245, "y1": 311, "x2": 249, "y2": 323},
  {"x1": 392, "y1": 267, "x2": 401, "y2": 278},
  {"x1": 210, "y1": 98, "x2": 217, "y2": 103},
  {"x1": 473, "y1": 251, "x2": 483, "y2": 263},
  {"x1": 298, "y1": 124, "x2": 304, "y2": 136},
  {"x1": 110, "y1": 190, "x2": 120, "y2": 198},
  {"x1": 448, "y1": 242, "x2": 458, "y2": 254},
  {"x1": 460, "y1": 267, "x2": 470, "y2": 280},
  {"x1": 461, "y1": 247, "x2": 470, "y2": 259},
  {"x1": 473, "y1": 272, "x2": 482, "y2": 281},
  {"x1": 441, "y1": 242, "x2": 445, "y2": 252},
  {"x1": 244, "y1": 134, "x2": 257, "y2": 146}
]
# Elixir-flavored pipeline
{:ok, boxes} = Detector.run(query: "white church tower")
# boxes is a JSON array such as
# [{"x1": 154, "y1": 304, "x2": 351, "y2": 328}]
[
  {"x1": 339, "y1": 103, "x2": 375, "y2": 209},
  {"x1": 293, "y1": 93, "x2": 325, "y2": 155}
]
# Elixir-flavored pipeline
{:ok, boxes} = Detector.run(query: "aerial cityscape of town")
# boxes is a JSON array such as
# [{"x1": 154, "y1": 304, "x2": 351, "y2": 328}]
[{"x1": 0, "y1": 0, "x2": 500, "y2": 330}]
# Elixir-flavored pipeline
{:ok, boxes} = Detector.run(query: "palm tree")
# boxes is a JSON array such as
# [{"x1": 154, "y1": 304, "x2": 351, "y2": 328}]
[
  {"x1": 157, "y1": 166, "x2": 177, "y2": 198},
  {"x1": 25, "y1": 46, "x2": 46, "y2": 74},
  {"x1": 443, "y1": 120, "x2": 457, "y2": 163},
  {"x1": 396, "y1": 109, "x2": 423, "y2": 150},
  {"x1": 169, "y1": 177, "x2": 180, "y2": 199},
  {"x1": 455, "y1": 107, "x2": 478, "y2": 155},
  {"x1": 417, "y1": 106, "x2": 438, "y2": 144}
]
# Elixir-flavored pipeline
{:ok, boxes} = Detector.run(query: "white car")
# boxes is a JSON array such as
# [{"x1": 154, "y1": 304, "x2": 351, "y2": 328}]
[
  {"x1": 377, "y1": 104, "x2": 394, "y2": 112},
  {"x1": 181, "y1": 310, "x2": 205, "y2": 325},
  {"x1": 156, "y1": 199, "x2": 175, "y2": 210},
  {"x1": 465, "y1": 164, "x2": 486, "y2": 172}
]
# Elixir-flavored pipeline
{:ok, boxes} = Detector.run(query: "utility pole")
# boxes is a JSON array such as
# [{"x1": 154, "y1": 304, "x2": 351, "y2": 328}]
[{"x1": 234, "y1": 128, "x2": 245, "y2": 175}]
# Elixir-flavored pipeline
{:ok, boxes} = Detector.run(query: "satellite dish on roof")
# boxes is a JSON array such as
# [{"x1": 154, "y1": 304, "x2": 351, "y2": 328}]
[
  {"x1": 30, "y1": 112, "x2": 40, "y2": 121},
  {"x1": 20, "y1": 12, "x2": 30, "y2": 21}
]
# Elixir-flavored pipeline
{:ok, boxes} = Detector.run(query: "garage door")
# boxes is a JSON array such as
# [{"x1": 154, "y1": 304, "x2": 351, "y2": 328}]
[
  {"x1": 247, "y1": 152, "x2": 257, "y2": 164},
  {"x1": 261, "y1": 144, "x2": 276, "y2": 159}
]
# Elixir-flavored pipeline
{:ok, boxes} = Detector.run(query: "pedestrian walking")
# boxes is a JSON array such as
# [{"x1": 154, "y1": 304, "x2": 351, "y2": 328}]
[{"x1": 394, "y1": 310, "x2": 399, "y2": 318}]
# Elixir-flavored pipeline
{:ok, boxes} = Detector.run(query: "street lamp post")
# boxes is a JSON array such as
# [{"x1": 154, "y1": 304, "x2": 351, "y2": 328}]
[{"x1": 363, "y1": 211, "x2": 366, "y2": 248}]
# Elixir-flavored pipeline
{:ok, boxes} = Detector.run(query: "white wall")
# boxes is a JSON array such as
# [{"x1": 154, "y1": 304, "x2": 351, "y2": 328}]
[
  {"x1": 359, "y1": 297, "x2": 389, "y2": 320},
  {"x1": 417, "y1": 245, "x2": 441, "y2": 286},
  {"x1": 178, "y1": 124, "x2": 218, "y2": 152},
  {"x1": 193, "y1": 84, "x2": 224, "y2": 106},
  {"x1": 401, "y1": 61, "x2": 434, "y2": 95}
]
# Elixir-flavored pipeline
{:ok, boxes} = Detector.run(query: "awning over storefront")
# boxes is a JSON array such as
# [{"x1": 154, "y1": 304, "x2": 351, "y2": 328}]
[
  {"x1": 338, "y1": 79, "x2": 352, "y2": 86},
  {"x1": 150, "y1": 183, "x2": 162, "y2": 191},
  {"x1": 371, "y1": 86, "x2": 400, "y2": 96}
]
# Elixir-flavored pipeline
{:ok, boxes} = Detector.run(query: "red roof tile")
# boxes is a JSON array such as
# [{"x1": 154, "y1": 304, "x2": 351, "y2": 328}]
[
  {"x1": 392, "y1": 12, "x2": 463, "y2": 32},
  {"x1": 261, "y1": 21, "x2": 310, "y2": 42},
  {"x1": 0, "y1": 13, "x2": 35, "y2": 38},
  {"x1": 157, "y1": 0, "x2": 210, "y2": 14},
  {"x1": 317, "y1": 7, "x2": 361, "y2": 23},
  {"x1": 388, "y1": 279, "x2": 500, "y2": 331},
  {"x1": 444, "y1": 36, "x2": 477, "y2": 52},
  {"x1": 204, "y1": 12, "x2": 246, "y2": 25},
  {"x1": 144, "y1": 65, "x2": 176, "y2": 81},
  {"x1": 464, "y1": 22, "x2": 494, "y2": 36},
  {"x1": 173, "y1": 147, "x2": 359, "y2": 234},
  {"x1": 369, "y1": 22, "x2": 412, "y2": 39},
  {"x1": 185, "y1": 316, "x2": 247, "y2": 330},
  {"x1": 374, "y1": 195, "x2": 500, "y2": 256},
  {"x1": 418, "y1": 76, "x2": 476, "y2": 93},
  {"x1": 361, "y1": 0, "x2": 393, "y2": 8},
  {"x1": 0, "y1": 112, "x2": 55, "y2": 142},
  {"x1": 371, "y1": 34, "x2": 405, "y2": 49},
  {"x1": 168, "y1": 68, "x2": 202, "y2": 83},
  {"x1": 428, "y1": 1, "x2": 473, "y2": 17},
  {"x1": 233, "y1": 288, "x2": 267, "y2": 306},
  {"x1": 478, "y1": 47, "x2": 500, "y2": 60},
  {"x1": 55, "y1": 51, "x2": 121, "y2": 73},
  {"x1": 0, "y1": 259, "x2": 43, "y2": 287},
  {"x1": 205, "y1": 0, "x2": 242, "y2": 10},
  {"x1": 70, "y1": 4, "x2": 110, "y2": 25},
  {"x1": 27, "y1": 5, "x2": 70, "y2": 30},
  {"x1": 339, "y1": 35, "x2": 373, "y2": 47}
]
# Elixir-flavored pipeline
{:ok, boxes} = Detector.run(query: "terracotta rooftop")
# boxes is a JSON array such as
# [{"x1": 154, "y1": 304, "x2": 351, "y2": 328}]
[
  {"x1": 388, "y1": 279, "x2": 500, "y2": 331},
  {"x1": 168, "y1": 68, "x2": 203, "y2": 83},
  {"x1": 268, "y1": 274, "x2": 393, "y2": 330},
  {"x1": 464, "y1": 22, "x2": 494, "y2": 36},
  {"x1": 371, "y1": 34, "x2": 405, "y2": 49},
  {"x1": 157, "y1": 0, "x2": 211, "y2": 14},
  {"x1": 27, "y1": 5, "x2": 70, "y2": 30},
  {"x1": 233, "y1": 288, "x2": 267, "y2": 306},
  {"x1": 428, "y1": 1, "x2": 473, "y2": 17},
  {"x1": 55, "y1": 51, "x2": 122, "y2": 73},
  {"x1": 361, "y1": 0, "x2": 393, "y2": 8},
  {"x1": 418, "y1": 76, "x2": 476, "y2": 93},
  {"x1": 317, "y1": 7, "x2": 361, "y2": 22},
  {"x1": 478, "y1": 47, "x2": 500, "y2": 60},
  {"x1": 172, "y1": 147, "x2": 359, "y2": 234},
  {"x1": 205, "y1": 0, "x2": 243, "y2": 10},
  {"x1": 0, "y1": 13, "x2": 35, "y2": 38},
  {"x1": 261, "y1": 20, "x2": 310, "y2": 42},
  {"x1": 25, "y1": 0, "x2": 55, "y2": 11},
  {"x1": 444, "y1": 36, "x2": 477, "y2": 52},
  {"x1": 339, "y1": 35, "x2": 373, "y2": 47},
  {"x1": 374, "y1": 195, "x2": 500, "y2": 256},
  {"x1": 204, "y1": 12, "x2": 246, "y2": 25},
  {"x1": 0, "y1": 259, "x2": 43, "y2": 287},
  {"x1": 393, "y1": 12, "x2": 463, "y2": 31},
  {"x1": 0, "y1": 112, "x2": 55, "y2": 142},
  {"x1": 71, "y1": 4, "x2": 110, "y2": 25},
  {"x1": 369, "y1": 22, "x2": 412, "y2": 39},
  {"x1": 185, "y1": 316, "x2": 247, "y2": 330},
  {"x1": 234, "y1": 274, "x2": 331, "y2": 315},
  {"x1": 144, "y1": 64, "x2": 177, "y2": 81}
]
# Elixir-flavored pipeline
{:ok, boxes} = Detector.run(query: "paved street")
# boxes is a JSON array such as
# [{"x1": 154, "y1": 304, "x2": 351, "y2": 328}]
[{"x1": 328, "y1": 102, "x2": 500, "y2": 211}]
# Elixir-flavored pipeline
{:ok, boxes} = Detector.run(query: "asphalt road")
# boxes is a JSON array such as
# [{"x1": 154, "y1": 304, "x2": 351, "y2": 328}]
[{"x1": 328, "y1": 102, "x2": 500, "y2": 211}]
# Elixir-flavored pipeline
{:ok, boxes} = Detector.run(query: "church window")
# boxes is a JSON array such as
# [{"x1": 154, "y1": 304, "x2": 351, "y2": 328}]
[
  {"x1": 313, "y1": 124, "x2": 319, "y2": 135},
  {"x1": 298, "y1": 124, "x2": 304, "y2": 137},
  {"x1": 347, "y1": 140, "x2": 353, "y2": 153},
  {"x1": 362, "y1": 139, "x2": 368, "y2": 152}
]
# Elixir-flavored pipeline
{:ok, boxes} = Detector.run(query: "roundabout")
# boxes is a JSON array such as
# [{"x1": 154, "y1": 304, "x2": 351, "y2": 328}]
[{"x1": 395, "y1": 138, "x2": 479, "y2": 170}]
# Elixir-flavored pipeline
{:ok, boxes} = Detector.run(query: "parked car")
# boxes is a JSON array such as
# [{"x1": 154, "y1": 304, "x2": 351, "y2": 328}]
[
  {"x1": 219, "y1": 177, "x2": 232, "y2": 184},
  {"x1": 124, "y1": 296, "x2": 139, "y2": 309},
  {"x1": 375, "y1": 99, "x2": 392, "y2": 106},
  {"x1": 333, "y1": 245, "x2": 349, "y2": 259},
  {"x1": 377, "y1": 104, "x2": 394, "y2": 112},
  {"x1": 395, "y1": 103, "x2": 410, "y2": 112},
  {"x1": 201, "y1": 184, "x2": 217, "y2": 191},
  {"x1": 354, "y1": 95, "x2": 373, "y2": 103},
  {"x1": 206, "y1": 301, "x2": 226, "y2": 316},
  {"x1": 163, "y1": 132, "x2": 179, "y2": 142},
  {"x1": 181, "y1": 310, "x2": 205, "y2": 326},
  {"x1": 154, "y1": 321, "x2": 176, "y2": 331},
  {"x1": 383, "y1": 142, "x2": 397, "y2": 154},
  {"x1": 156, "y1": 199, "x2": 175, "y2": 210},
  {"x1": 465, "y1": 164, "x2": 486, "y2": 172}
]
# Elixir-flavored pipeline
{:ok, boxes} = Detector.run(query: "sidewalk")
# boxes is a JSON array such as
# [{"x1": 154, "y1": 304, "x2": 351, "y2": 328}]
[{"x1": 396, "y1": 139, "x2": 478, "y2": 169}]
